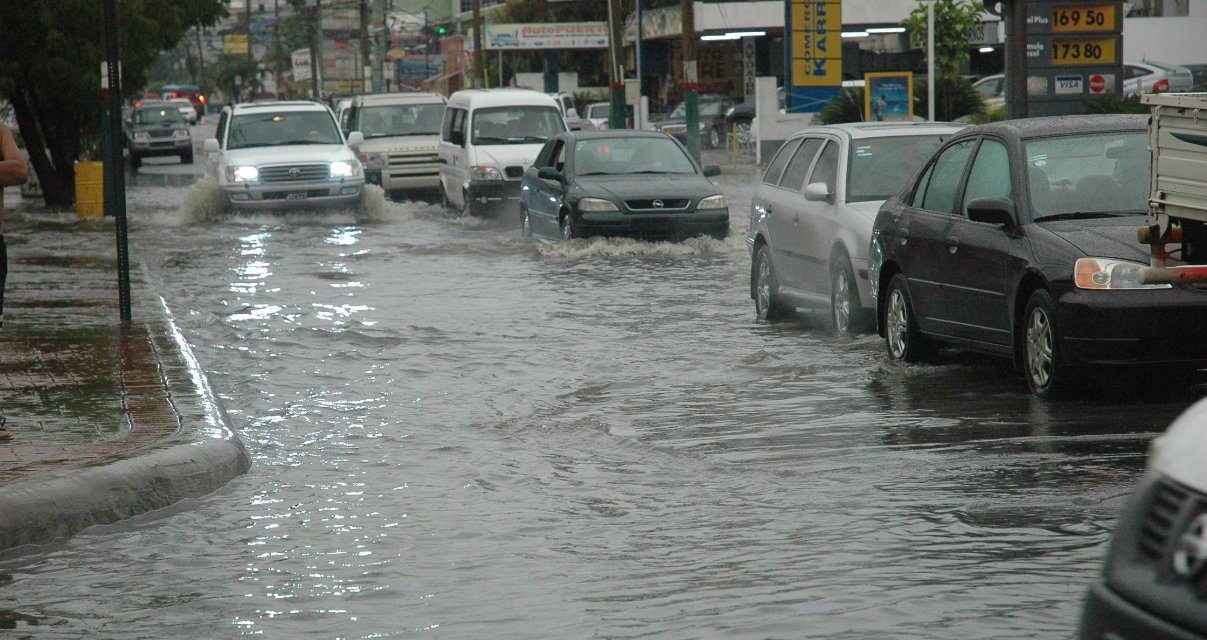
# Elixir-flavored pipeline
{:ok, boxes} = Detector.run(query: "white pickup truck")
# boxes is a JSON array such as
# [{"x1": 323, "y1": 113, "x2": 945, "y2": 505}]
[{"x1": 1139, "y1": 92, "x2": 1207, "y2": 282}]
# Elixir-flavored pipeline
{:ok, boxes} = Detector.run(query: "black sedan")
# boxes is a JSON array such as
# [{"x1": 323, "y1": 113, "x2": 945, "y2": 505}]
[
  {"x1": 869, "y1": 114, "x2": 1207, "y2": 397},
  {"x1": 519, "y1": 131, "x2": 729, "y2": 242},
  {"x1": 650, "y1": 95, "x2": 737, "y2": 149}
]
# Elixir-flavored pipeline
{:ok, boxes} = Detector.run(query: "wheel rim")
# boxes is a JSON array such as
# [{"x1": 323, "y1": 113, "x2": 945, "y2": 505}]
[
  {"x1": 885, "y1": 289, "x2": 909, "y2": 360},
  {"x1": 710, "y1": 128, "x2": 721, "y2": 147},
  {"x1": 833, "y1": 268, "x2": 852, "y2": 332},
  {"x1": 756, "y1": 252, "x2": 772, "y2": 318},
  {"x1": 1026, "y1": 307, "x2": 1054, "y2": 389}
]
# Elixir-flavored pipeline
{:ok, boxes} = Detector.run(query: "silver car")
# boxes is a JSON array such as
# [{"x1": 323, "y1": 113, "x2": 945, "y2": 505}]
[
  {"x1": 204, "y1": 101, "x2": 365, "y2": 210},
  {"x1": 746, "y1": 122, "x2": 965, "y2": 333}
]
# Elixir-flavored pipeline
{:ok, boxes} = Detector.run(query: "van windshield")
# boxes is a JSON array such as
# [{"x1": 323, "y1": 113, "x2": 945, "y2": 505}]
[
  {"x1": 471, "y1": 106, "x2": 564, "y2": 145},
  {"x1": 357, "y1": 103, "x2": 446, "y2": 138}
]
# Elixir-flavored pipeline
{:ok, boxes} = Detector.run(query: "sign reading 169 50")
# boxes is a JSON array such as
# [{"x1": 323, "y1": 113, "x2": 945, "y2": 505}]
[
  {"x1": 1051, "y1": 4, "x2": 1116, "y2": 33},
  {"x1": 1051, "y1": 37, "x2": 1117, "y2": 66}
]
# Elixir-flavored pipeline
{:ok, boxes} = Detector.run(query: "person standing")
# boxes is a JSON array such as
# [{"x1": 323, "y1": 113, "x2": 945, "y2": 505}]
[{"x1": 0, "y1": 121, "x2": 29, "y2": 441}]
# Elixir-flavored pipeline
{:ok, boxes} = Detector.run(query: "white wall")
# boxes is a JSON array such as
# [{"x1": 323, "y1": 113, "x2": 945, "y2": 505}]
[{"x1": 1123, "y1": 17, "x2": 1207, "y2": 64}]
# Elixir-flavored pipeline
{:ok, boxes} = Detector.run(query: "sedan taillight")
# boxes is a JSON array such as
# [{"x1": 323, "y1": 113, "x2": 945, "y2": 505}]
[{"x1": 1153, "y1": 78, "x2": 1170, "y2": 93}]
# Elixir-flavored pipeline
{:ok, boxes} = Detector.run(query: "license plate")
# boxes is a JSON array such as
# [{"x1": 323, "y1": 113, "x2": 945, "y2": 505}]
[{"x1": 285, "y1": 191, "x2": 308, "y2": 201}]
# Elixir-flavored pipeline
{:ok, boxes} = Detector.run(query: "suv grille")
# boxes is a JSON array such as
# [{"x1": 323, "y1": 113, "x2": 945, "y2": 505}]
[
  {"x1": 259, "y1": 164, "x2": 330, "y2": 183},
  {"x1": 1140, "y1": 479, "x2": 1193, "y2": 560}
]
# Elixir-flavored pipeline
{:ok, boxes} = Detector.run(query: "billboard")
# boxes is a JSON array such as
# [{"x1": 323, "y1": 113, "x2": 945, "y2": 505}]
[{"x1": 482, "y1": 23, "x2": 608, "y2": 50}]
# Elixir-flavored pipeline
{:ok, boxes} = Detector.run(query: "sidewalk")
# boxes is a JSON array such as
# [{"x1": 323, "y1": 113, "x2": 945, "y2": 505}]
[{"x1": 0, "y1": 193, "x2": 249, "y2": 552}]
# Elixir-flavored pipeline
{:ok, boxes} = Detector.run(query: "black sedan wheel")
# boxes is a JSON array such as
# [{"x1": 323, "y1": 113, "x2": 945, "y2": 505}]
[
  {"x1": 830, "y1": 259, "x2": 869, "y2": 335},
  {"x1": 1023, "y1": 289, "x2": 1072, "y2": 398},
  {"x1": 753, "y1": 244, "x2": 790, "y2": 321},
  {"x1": 708, "y1": 127, "x2": 722, "y2": 149},
  {"x1": 560, "y1": 213, "x2": 577, "y2": 240},
  {"x1": 884, "y1": 274, "x2": 929, "y2": 362}
]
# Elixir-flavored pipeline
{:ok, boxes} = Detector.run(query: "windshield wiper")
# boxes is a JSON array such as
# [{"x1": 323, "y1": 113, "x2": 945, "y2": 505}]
[
  {"x1": 577, "y1": 171, "x2": 614, "y2": 176},
  {"x1": 1033, "y1": 211, "x2": 1131, "y2": 222},
  {"x1": 474, "y1": 136, "x2": 507, "y2": 143},
  {"x1": 278, "y1": 140, "x2": 333, "y2": 145},
  {"x1": 508, "y1": 136, "x2": 547, "y2": 143}
]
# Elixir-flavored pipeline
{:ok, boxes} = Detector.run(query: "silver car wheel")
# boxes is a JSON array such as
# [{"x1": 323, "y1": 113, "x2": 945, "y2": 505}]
[
  {"x1": 885, "y1": 288, "x2": 909, "y2": 360},
  {"x1": 1026, "y1": 306, "x2": 1054, "y2": 389},
  {"x1": 832, "y1": 267, "x2": 853, "y2": 333},
  {"x1": 756, "y1": 254, "x2": 772, "y2": 316}
]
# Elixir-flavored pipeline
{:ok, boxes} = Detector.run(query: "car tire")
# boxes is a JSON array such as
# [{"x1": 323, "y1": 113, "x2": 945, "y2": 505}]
[
  {"x1": 752, "y1": 243, "x2": 791, "y2": 321},
  {"x1": 1022, "y1": 289, "x2": 1073, "y2": 398},
  {"x1": 181, "y1": 149, "x2": 194, "y2": 164},
  {"x1": 560, "y1": 212, "x2": 577, "y2": 240},
  {"x1": 520, "y1": 207, "x2": 532, "y2": 238},
  {"x1": 831, "y1": 258, "x2": 870, "y2": 335},
  {"x1": 708, "y1": 126, "x2": 722, "y2": 149},
  {"x1": 883, "y1": 273, "x2": 931, "y2": 362}
]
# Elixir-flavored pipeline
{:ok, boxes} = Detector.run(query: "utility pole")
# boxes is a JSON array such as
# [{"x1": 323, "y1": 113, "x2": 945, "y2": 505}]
[
  {"x1": 471, "y1": 0, "x2": 485, "y2": 88},
  {"x1": 359, "y1": 0, "x2": 372, "y2": 92},
  {"x1": 274, "y1": 0, "x2": 282, "y2": 97},
  {"x1": 247, "y1": 0, "x2": 255, "y2": 72},
  {"x1": 680, "y1": 0, "x2": 699, "y2": 161},
  {"x1": 309, "y1": 0, "x2": 321, "y2": 98},
  {"x1": 607, "y1": 0, "x2": 625, "y2": 128},
  {"x1": 101, "y1": 0, "x2": 132, "y2": 322}
]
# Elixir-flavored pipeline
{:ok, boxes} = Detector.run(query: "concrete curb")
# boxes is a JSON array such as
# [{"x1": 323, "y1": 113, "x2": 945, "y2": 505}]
[{"x1": 0, "y1": 271, "x2": 250, "y2": 552}]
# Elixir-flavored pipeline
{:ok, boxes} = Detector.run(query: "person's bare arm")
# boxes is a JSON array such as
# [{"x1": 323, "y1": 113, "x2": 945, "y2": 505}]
[{"x1": 0, "y1": 124, "x2": 29, "y2": 187}]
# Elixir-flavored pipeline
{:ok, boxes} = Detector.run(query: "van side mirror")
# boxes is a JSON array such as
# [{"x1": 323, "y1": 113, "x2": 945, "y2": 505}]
[
  {"x1": 537, "y1": 167, "x2": 562, "y2": 181},
  {"x1": 702, "y1": 164, "x2": 721, "y2": 177},
  {"x1": 346, "y1": 131, "x2": 364, "y2": 147},
  {"x1": 966, "y1": 197, "x2": 1016, "y2": 225},
  {"x1": 204, "y1": 138, "x2": 220, "y2": 153}
]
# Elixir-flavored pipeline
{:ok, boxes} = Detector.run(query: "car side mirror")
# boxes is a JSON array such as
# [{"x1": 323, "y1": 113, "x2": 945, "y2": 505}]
[
  {"x1": 204, "y1": 138, "x2": 220, "y2": 153},
  {"x1": 803, "y1": 182, "x2": 830, "y2": 201},
  {"x1": 966, "y1": 197, "x2": 1016, "y2": 225},
  {"x1": 346, "y1": 131, "x2": 364, "y2": 147},
  {"x1": 537, "y1": 167, "x2": 562, "y2": 181},
  {"x1": 702, "y1": 164, "x2": 721, "y2": 177}
]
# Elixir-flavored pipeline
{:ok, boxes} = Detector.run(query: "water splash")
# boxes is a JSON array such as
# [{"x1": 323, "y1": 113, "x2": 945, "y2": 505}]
[{"x1": 179, "y1": 176, "x2": 228, "y2": 223}]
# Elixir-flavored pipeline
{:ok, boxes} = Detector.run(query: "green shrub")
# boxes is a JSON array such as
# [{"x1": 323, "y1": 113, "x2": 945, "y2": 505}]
[
  {"x1": 815, "y1": 87, "x2": 866, "y2": 124},
  {"x1": 1081, "y1": 94, "x2": 1148, "y2": 114},
  {"x1": 913, "y1": 76, "x2": 986, "y2": 122}
]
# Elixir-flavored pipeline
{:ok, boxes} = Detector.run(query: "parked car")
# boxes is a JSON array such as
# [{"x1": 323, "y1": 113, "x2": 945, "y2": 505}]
[
  {"x1": 1130, "y1": 60, "x2": 1195, "y2": 92},
  {"x1": 549, "y1": 92, "x2": 595, "y2": 131},
  {"x1": 519, "y1": 130, "x2": 728, "y2": 241},
  {"x1": 437, "y1": 89, "x2": 567, "y2": 216},
  {"x1": 868, "y1": 114, "x2": 1207, "y2": 397},
  {"x1": 168, "y1": 98, "x2": 198, "y2": 125},
  {"x1": 341, "y1": 91, "x2": 447, "y2": 199},
  {"x1": 1077, "y1": 395, "x2": 1207, "y2": 640},
  {"x1": 1124, "y1": 62, "x2": 1172, "y2": 96},
  {"x1": 747, "y1": 122, "x2": 964, "y2": 333},
  {"x1": 124, "y1": 103, "x2": 193, "y2": 168},
  {"x1": 584, "y1": 101, "x2": 610, "y2": 129},
  {"x1": 203, "y1": 100, "x2": 365, "y2": 211},
  {"x1": 971, "y1": 74, "x2": 1005, "y2": 110},
  {"x1": 651, "y1": 94, "x2": 738, "y2": 149},
  {"x1": 1182, "y1": 62, "x2": 1207, "y2": 89}
]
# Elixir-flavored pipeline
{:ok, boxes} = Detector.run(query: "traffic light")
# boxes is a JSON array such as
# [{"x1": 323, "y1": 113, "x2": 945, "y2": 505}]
[{"x1": 433, "y1": 24, "x2": 449, "y2": 37}]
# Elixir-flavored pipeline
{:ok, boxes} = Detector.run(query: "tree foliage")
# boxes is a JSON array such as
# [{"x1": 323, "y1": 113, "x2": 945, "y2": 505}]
[
  {"x1": 902, "y1": 0, "x2": 985, "y2": 80},
  {"x1": 913, "y1": 76, "x2": 986, "y2": 121},
  {"x1": 0, "y1": 0, "x2": 226, "y2": 207}
]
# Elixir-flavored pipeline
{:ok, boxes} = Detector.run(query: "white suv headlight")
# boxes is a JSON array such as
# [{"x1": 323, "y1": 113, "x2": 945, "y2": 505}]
[
  {"x1": 330, "y1": 160, "x2": 359, "y2": 178},
  {"x1": 227, "y1": 165, "x2": 259, "y2": 183},
  {"x1": 697, "y1": 194, "x2": 727, "y2": 210}
]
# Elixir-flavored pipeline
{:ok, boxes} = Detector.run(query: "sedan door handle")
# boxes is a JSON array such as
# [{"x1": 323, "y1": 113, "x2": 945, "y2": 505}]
[{"x1": 945, "y1": 235, "x2": 960, "y2": 252}]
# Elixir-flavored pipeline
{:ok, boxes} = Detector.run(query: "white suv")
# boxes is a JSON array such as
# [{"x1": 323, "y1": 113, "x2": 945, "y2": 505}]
[
  {"x1": 342, "y1": 92, "x2": 447, "y2": 199},
  {"x1": 204, "y1": 101, "x2": 365, "y2": 210}
]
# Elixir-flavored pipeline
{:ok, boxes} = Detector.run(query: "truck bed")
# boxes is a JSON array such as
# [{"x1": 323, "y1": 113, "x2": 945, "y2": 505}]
[{"x1": 1144, "y1": 92, "x2": 1207, "y2": 224}]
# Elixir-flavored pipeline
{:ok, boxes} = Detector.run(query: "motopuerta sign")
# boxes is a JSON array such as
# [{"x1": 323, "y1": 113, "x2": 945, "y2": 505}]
[{"x1": 481, "y1": 23, "x2": 609, "y2": 50}]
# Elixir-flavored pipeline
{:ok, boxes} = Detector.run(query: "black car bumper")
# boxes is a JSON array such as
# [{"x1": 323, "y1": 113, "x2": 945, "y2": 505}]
[
  {"x1": 1079, "y1": 582, "x2": 1205, "y2": 640},
  {"x1": 1057, "y1": 287, "x2": 1207, "y2": 368},
  {"x1": 576, "y1": 210, "x2": 729, "y2": 240}
]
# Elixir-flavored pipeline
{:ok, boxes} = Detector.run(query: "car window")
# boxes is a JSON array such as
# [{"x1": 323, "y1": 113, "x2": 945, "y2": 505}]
[
  {"x1": 451, "y1": 108, "x2": 466, "y2": 142},
  {"x1": 1025, "y1": 131, "x2": 1149, "y2": 216},
  {"x1": 358, "y1": 103, "x2": 445, "y2": 138},
  {"x1": 777, "y1": 138, "x2": 822, "y2": 191},
  {"x1": 471, "y1": 106, "x2": 563, "y2": 145},
  {"x1": 962, "y1": 139, "x2": 1012, "y2": 216},
  {"x1": 573, "y1": 136, "x2": 696, "y2": 175},
  {"x1": 761, "y1": 139, "x2": 801, "y2": 185},
  {"x1": 227, "y1": 110, "x2": 342, "y2": 149},
  {"x1": 808, "y1": 140, "x2": 839, "y2": 191},
  {"x1": 534, "y1": 139, "x2": 557, "y2": 167},
  {"x1": 216, "y1": 111, "x2": 229, "y2": 148},
  {"x1": 848, "y1": 135, "x2": 948, "y2": 202},
  {"x1": 553, "y1": 141, "x2": 567, "y2": 171},
  {"x1": 918, "y1": 140, "x2": 975, "y2": 215}
]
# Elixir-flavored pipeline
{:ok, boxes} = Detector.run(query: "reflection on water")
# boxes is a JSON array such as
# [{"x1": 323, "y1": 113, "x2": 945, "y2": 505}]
[{"x1": 0, "y1": 175, "x2": 1195, "y2": 638}]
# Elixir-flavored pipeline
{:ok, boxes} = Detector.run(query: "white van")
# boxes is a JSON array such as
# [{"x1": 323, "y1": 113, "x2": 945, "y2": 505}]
[
  {"x1": 438, "y1": 89, "x2": 567, "y2": 216},
  {"x1": 343, "y1": 92, "x2": 447, "y2": 198}
]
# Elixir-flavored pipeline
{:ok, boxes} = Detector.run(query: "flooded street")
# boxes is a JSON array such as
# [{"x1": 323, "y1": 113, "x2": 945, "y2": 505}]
[{"x1": 2, "y1": 167, "x2": 1202, "y2": 638}]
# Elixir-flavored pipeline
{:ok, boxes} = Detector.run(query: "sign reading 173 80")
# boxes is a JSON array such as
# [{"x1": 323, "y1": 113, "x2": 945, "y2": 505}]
[{"x1": 1050, "y1": 37, "x2": 1116, "y2": 66}]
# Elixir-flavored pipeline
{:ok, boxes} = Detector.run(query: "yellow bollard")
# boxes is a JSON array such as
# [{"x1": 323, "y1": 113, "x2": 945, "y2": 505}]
[{"x1": 74, "y1": 161, "x2": 104, "y2": 218}]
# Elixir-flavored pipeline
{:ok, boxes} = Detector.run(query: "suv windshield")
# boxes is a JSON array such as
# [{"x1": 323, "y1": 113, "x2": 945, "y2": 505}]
[
  {"x1": 357, "y1": 103, "x2": 445, "y2": 138},
  {"x1": 470, "y1": 106, "x2": 563, "y2": 145},
  {"x1": 228, "y1": 110, "x2": 342, "y2": 149},
  {"x1": 135, "y1": 108, "x2": 185, "y2": 126}
]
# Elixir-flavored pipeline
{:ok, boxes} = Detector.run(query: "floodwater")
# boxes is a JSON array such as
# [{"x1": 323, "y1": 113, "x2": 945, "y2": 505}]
[{"x1": 2, "y1": 172, "x2": 1201, "y2": 638}]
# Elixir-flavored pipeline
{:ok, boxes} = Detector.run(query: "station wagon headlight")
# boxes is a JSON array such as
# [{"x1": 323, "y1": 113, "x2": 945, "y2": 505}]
[
  {"x1": 471, "y1": 165, "x2": 502, "y2": 181},
  {"x1": 578, "y1": 197, "x2": 618, "y2": 212},
  {"x1": 697, "y1": 194, "x2": 727, "y2": 210},
  {"x1": 1074, "y1": 257, "x2": 1171, "y2": 290},
  {"x1": 174, "y1": 129, "x2": 189, "y2": 138},
  {"x1": 227, "y1": 165, "x2": 259, "y2": 183},
  {"x1": 330, "y1": 160, "x2": 359, "y2": 178}
]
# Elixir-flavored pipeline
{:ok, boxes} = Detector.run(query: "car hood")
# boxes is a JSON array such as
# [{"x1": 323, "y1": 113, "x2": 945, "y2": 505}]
[
  {"x1": 1149, "y1": 396, "x2": 1207, "y2": 490},
  {"x1": 575, "y1": 174, "x2": 719, "y2": 200},
  {"x1": 223, "y1": 144, "x2": 356, "y2": 166},
  {"x1": 1037, "y1": 216, "x2": 1150, "y2": 262},
  {"x1": 473, "y1": 144, "x2": 544, "y2": 169},
  {"x1": 359, "y1": 135, "x2": 439, "y2": 155}
]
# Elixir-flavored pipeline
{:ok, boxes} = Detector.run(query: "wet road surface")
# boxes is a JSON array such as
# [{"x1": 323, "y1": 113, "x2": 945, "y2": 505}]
[{"x1": 1, "y1": 160, "x2": 1202, "y2": 638}]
